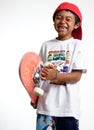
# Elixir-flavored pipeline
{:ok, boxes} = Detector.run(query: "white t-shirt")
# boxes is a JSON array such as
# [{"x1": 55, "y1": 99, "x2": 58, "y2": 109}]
[{"x1": 37, "y1": 38, "x2": 87, "y2": 119}]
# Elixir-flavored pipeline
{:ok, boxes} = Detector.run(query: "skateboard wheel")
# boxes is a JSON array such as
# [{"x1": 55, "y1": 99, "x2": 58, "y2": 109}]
[{"x1": 33, "y1": 87, "x2": 44, "y2": 96}]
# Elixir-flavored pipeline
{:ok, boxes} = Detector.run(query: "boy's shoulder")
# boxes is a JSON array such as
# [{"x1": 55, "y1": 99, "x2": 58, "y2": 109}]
[
  {"x1": 41, "y1": 39, "x2": 57, "y2": 47},
  {"x1": 68, "y1": 38, "x2": 82, "y2": 43},
  {"x1": 43, "y1": 39, "x2": 57, "y2": 44}
]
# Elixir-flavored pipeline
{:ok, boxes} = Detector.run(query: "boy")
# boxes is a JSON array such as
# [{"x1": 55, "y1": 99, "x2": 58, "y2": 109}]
[{"x1": 32, "y1": 2, "x2": 87, "y2": 130}]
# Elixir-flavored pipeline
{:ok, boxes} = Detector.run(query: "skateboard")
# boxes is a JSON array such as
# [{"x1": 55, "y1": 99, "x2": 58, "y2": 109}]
[{"x1": 19, "y1": 52, "x2": 44, "y2": 105}]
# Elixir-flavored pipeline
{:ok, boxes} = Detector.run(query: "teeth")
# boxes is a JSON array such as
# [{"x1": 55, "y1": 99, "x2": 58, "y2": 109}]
[{"x1": 58, "y1": 26, "x2": 66, "y2": 31}]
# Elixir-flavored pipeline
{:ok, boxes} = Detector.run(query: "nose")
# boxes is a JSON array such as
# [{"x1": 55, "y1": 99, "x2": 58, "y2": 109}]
[{"x1": 60, "y1": 18, "x2": 65, "y2": 23}]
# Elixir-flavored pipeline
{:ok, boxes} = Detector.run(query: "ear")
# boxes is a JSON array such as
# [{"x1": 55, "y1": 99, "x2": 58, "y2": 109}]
[{"x1": 74, "y1": 22, "x2": 81, "y2": 29}]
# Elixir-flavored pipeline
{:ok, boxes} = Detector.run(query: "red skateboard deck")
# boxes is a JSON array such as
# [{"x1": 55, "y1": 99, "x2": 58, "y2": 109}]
[{"x1": 19, "y1": 52, "x2": 42, "y2": 104}]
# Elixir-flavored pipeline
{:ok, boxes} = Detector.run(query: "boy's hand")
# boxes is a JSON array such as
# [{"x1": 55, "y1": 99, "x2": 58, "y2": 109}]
[
  {"x1": 41, "y1": 63, "x2": 66, "y2": 86},
  {"x1": 30, "y1": 102, "x2": 37, "y2": 109},
  {"x1": 30, "y1": 101, "x2": 37, "y2": 109},
  {"x1": 41, "y1": 65, "x2": 57, "y2": 81},
  {"x1": 30, "y1": 97, "x2": 39, "y2": 109}
]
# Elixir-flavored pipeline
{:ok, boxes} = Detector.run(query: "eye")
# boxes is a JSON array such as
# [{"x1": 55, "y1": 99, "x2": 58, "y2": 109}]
[
  {"x1": 66, "y1": 18, "x2": 72, "y2": 22},
  {"x1": 66, "y1": 16, "x2": 73, "y2": 22},
  {"x1": 55, "y1": 15, "x2": 62, "y2": 20}
]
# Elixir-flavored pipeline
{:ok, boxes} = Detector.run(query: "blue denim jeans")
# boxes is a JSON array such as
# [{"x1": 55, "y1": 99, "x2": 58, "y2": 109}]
[{"x1": 36, "y1": 114, "x2": 79, "y2": 130}]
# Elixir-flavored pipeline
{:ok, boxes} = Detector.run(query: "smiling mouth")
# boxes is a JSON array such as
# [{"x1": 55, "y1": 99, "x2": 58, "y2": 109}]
[{"x1": 58, "y1": 26, "x2": 67, "y2": 32}]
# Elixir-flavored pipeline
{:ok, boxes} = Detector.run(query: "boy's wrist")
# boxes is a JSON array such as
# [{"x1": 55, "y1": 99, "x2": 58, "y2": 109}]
[{"x1": 50, "y1": 70, "x2": 66, "y2": 86}]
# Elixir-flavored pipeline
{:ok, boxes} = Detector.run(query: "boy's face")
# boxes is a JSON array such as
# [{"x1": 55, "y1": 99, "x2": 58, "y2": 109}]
[{"x1": 54, "y1": 10, "x2": 80, "y2": 40}]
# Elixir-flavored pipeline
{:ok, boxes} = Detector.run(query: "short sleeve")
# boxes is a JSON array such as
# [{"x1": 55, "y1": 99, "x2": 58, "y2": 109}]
[
  {"x1": 72, "y1": 43, "x2": 87, "y2": 73},
  {"x1": 39, "y1": 42, "x2": 47, "y2": 64}
]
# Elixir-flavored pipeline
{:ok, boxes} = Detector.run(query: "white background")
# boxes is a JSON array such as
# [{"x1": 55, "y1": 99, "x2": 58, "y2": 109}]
[{"x1": 0, "y1": 0, "x2": 94, "y2": 130}]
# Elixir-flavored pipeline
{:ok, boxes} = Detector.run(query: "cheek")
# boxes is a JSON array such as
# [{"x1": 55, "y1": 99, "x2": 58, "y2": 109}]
[
  {"x1": 53, "y1": 22, "x2": 58, "y2": 29},
  {"x1": 69, "y1": 22, "x2": 76, "y2": 30},
  {"x1": 53, "y1": 22, "x2": 57, "y2": 30}
]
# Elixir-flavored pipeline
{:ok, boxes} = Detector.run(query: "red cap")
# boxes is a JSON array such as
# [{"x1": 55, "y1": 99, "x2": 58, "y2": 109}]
[{"x1": 53, "y1": 2, "x2": 82, "y2": 40}]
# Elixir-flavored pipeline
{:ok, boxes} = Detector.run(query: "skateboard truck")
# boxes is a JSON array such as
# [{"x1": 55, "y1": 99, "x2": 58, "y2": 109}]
[{"x1": 33, "y1": 61, "x2": 44, "y2": 96}]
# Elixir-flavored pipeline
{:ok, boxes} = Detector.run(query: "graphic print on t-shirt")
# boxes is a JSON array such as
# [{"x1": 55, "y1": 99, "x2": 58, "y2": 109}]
[{"x1": 47, "y1": 50, "x2": 70, "y2": 73}]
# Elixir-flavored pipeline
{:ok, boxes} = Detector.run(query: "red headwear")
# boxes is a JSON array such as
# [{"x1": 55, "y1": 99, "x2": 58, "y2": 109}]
[{"x1": 53, "y1": 2, "x2": 82, "y2": 40}]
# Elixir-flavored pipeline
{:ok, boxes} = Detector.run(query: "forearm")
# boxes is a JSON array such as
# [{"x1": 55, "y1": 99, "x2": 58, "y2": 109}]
[{"x1": 57, "y1": 70, "x2": 82, "y2": 83}]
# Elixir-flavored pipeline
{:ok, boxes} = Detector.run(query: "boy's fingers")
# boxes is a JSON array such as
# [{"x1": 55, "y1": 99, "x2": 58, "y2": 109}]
[{"x1": 30, "y1": 101, "x2": 37, "y2": 109}]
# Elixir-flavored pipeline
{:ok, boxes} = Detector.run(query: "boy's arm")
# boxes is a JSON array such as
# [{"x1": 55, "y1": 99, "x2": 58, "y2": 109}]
[
  {"x1": 56, "y1": 70, "x2": 82, "y2": 83},
  {"x1": 41, "y1": 67, "x2": 82, "y2": 84}
]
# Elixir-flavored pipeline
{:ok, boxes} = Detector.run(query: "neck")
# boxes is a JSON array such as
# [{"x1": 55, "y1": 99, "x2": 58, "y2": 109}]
[{"x1": 56, "y1": 35, "x2": 72, "y2": 41}]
